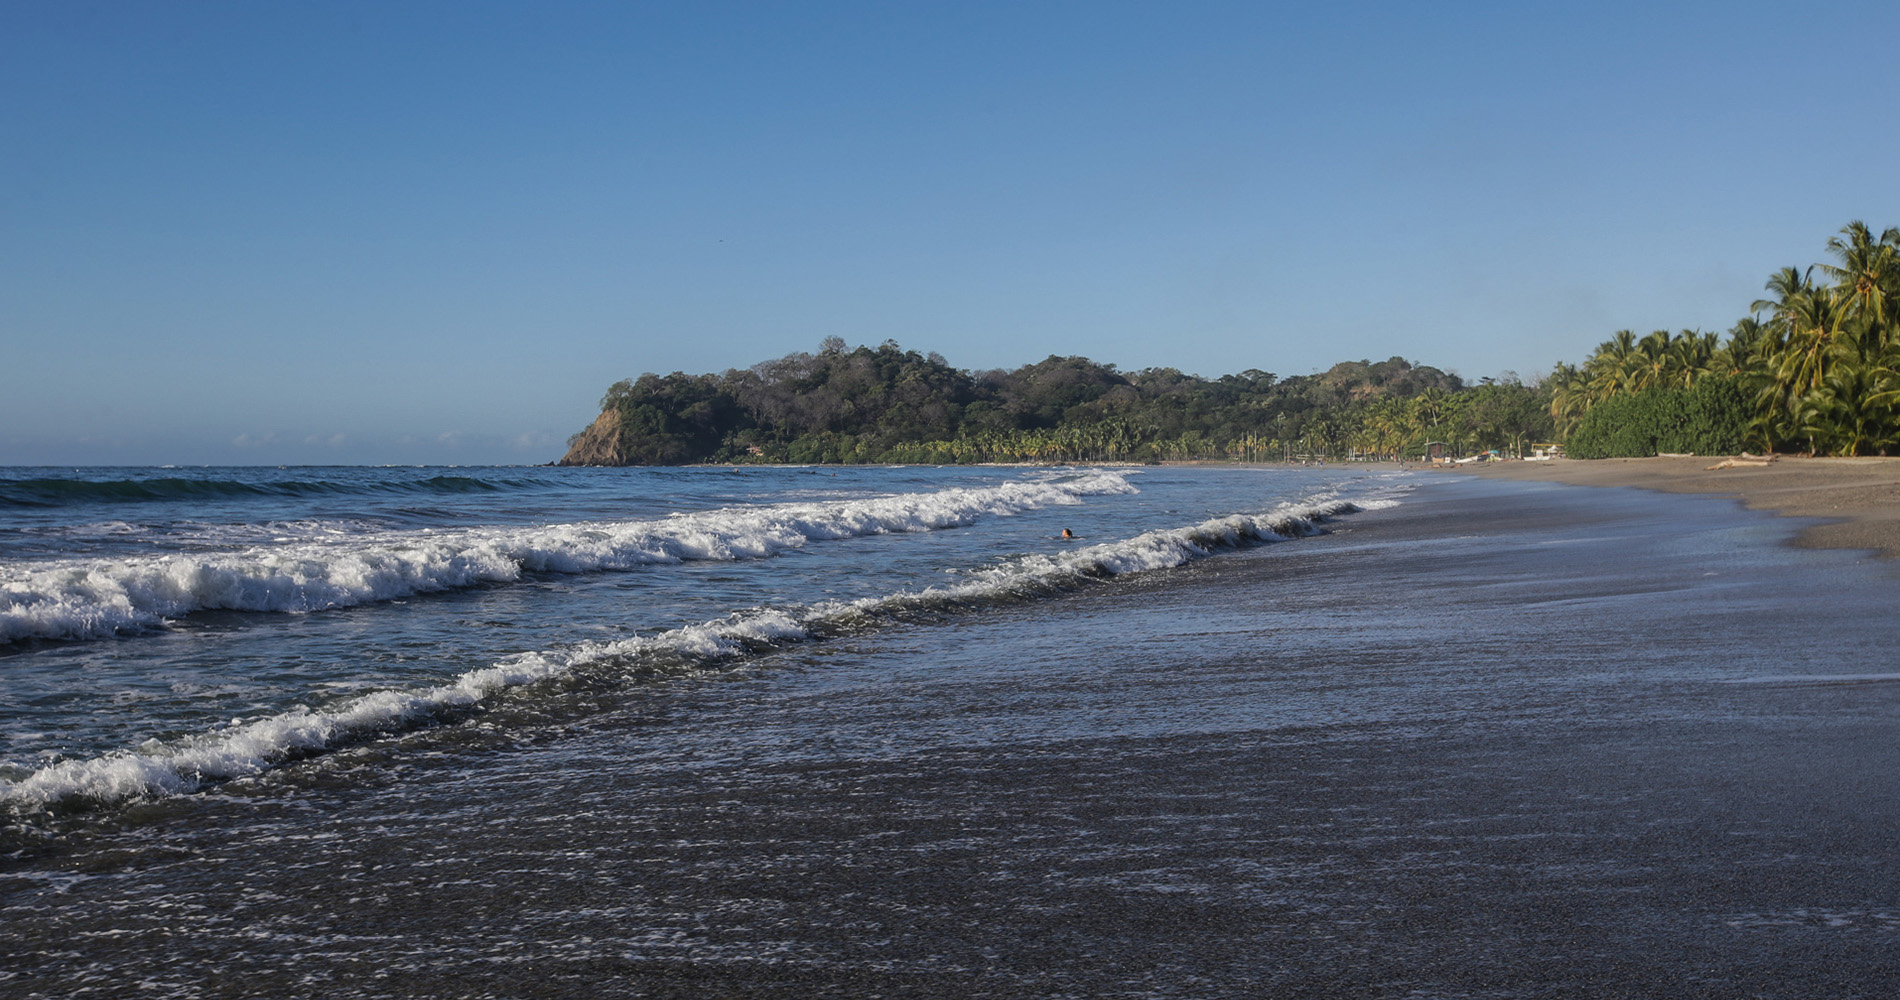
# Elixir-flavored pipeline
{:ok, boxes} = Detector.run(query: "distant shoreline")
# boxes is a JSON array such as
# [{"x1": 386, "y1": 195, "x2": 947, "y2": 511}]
[{"x1": 1450, "y1": 456, "x2": 1900, "y2": 560}]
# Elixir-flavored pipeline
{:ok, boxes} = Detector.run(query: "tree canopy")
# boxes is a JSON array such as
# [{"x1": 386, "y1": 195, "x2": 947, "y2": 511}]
[
  {"x1": 563, "y1": 341, "x2": 1516, "y2": 465},
  {"x1": 567, "y1": 220, "x2": 1900, "y2": 464},
  {"x1": 1551, "y1": 220, "x2": 1900, "y2": 456}
]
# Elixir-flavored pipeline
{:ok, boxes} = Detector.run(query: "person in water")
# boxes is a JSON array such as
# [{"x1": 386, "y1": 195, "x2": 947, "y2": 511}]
[{"x1": 1060, "y1": 528, "x2": 1076, "y2": 539}]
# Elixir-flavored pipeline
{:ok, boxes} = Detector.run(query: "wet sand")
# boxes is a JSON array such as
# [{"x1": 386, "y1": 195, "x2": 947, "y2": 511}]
[{"x1": 1454, "y1": 456, "x2": 1900, "y2": 559}]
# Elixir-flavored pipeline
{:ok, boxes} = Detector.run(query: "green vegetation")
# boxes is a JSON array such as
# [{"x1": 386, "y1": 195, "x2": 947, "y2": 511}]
[
  {"x1": 1549, "y1": 221, "x2": 1900, "y2": 456},
  {"x1": 568, "y1": 220, "x2": 1900, "y2": 465},
  {"x1": 567, "y1": 339, "x2": 1550, "y2": 465},
  {"x1": 1563, "y1": 377, "x2": 1751, "y2": 459}
]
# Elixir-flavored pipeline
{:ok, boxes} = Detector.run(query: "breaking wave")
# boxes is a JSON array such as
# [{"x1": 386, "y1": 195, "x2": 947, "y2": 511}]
[
  {"x1": 0, "y1": 472, "x2": 1137, "y2": 644},
  {"x1": 1, "y1": 494, "x2": 1374, "y2": 811}
]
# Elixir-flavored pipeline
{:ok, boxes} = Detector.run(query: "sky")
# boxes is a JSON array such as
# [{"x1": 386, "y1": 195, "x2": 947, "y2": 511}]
[{"x1": 4, "y1": 1, "x2": 1898, "y2": 466}]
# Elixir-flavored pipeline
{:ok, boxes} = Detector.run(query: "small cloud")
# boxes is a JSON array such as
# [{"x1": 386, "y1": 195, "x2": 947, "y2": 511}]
[{"x1": 234, "y1": 432, "x2": 277, "y2": 448}]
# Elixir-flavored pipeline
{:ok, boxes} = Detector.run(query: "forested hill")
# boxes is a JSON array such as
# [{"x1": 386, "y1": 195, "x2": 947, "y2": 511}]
[
  {"x1": 556, "y1": 338, "x2": 1549, "y2": 465},
  {"x1": 561, "y1": 221, "x2": 1900, "y2": 466}
]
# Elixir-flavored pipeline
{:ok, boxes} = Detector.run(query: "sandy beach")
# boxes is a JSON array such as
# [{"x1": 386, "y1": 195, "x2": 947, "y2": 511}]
[{"x1": 1453, "y1": 456, "x2": 1900, "y2": 559}]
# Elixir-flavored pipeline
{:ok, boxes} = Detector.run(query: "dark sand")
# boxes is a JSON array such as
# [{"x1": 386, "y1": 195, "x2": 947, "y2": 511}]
[{"x1": 1454, "y1": 455, "x2": 1900, "y2": 559}]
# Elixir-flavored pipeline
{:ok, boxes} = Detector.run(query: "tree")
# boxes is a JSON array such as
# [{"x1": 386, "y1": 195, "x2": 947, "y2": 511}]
[
  {"x1": 1552, "y1": 221, "x2": 1900, "y2": 457},
  {"x1": 1798, "y1": 365, "x2": 1900, "y2": 456},
  {"x1": 1820, "y1": 221, "x2": 1900, "y2": 350}
]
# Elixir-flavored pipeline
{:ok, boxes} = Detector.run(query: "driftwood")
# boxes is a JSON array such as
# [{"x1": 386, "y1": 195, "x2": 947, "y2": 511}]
[{"x1": 1706, "y1": 456, "x2": 1776, "y2": 470}]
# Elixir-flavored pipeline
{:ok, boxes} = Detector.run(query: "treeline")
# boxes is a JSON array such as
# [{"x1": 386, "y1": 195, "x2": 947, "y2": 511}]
[
  {"x1": 1550, "y1": 220, "x2": 1900, "y2": 457},
  {"x1": 564, "y1": 337, "x2": 1555, "y2": 465},
  {"x1": 567, "y1": 220, "x2": 1900, "y2": 465}
]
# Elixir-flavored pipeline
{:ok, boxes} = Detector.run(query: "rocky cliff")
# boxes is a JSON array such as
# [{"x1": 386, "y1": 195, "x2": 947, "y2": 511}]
[{"x1": 557, "y1": 410, "x2": 631, "y2": 466}]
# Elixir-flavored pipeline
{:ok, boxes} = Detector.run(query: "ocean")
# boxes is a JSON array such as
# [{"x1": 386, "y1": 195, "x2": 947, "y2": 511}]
[{"x1": 3, "y1": 464, "x2": 1897, "y2": 997}]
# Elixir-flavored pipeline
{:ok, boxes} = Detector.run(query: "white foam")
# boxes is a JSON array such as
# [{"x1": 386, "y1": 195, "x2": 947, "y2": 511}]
[
  {"x1": 1, "y1": 491, "x2": 1389, "y2": 811},
  {"x1": 0, "y1": 472, "x2": 1136, "y2": 643},
  {"x1": 902, "y1": 496, "x2": 1356, "y2": 602}
]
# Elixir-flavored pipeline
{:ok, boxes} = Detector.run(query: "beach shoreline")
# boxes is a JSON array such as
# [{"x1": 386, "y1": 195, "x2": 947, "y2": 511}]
[{"x1": 1449, "y1": 455, "x2": 1900, "y2": 559}]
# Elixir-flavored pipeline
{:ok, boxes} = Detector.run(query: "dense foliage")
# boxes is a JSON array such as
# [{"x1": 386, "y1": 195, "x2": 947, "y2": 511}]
[
  {"x1": 1563, "y1": 377, "x2": 1751, "y2": 459},
  {"x1": 1548, "y1": 221, "x2": 1900, "y2": 456},
  {"x1": 573, "y1": 336, "x2": 1555, "y2": 464},
  {"x1": 572, "y1": 220, "x2": 1900, "y2": 464}
]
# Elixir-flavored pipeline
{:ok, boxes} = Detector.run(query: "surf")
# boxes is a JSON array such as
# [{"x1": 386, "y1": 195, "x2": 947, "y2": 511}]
[
  {"x1": 0, "y1": 490, "x2": 1387, "y2": 812},
  {"x1": 0, "y1": 471, "x2": 1138, "y2": 644}
]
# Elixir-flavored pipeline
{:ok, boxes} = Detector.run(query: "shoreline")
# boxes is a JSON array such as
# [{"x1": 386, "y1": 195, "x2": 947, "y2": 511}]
[
  {"x1": 1449, "y1": 456, "x2": 1900, "y2": 559},
  {"x1": 18, "y1": 458, "x2": 1900, "y2": 995}
]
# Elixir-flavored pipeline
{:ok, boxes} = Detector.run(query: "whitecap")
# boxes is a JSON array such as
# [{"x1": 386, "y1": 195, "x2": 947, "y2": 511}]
[
  {"x1": 1, "y1": 472, "x2": 1137, "y2": 644},
  {"x1": 1, "y1": 490, "x2": 1392, "y2": 811}
]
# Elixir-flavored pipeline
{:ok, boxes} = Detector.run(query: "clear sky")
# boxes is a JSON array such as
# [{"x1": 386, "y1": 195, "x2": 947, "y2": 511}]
[{"x1": 4, "y1": 1, "x2": 1897, "y2": 466}]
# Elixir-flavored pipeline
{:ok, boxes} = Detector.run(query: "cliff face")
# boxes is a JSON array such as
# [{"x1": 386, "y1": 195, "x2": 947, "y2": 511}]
[{"x1": 557, "y1": 410, "x2": 631, "y2": 466}]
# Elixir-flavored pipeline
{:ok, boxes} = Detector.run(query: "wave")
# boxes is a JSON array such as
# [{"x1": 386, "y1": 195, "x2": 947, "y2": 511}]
[
  {"x1": 0, "y1": 474, "x2": 540, "y2": 508},
  {"x1": 0, "y1": 472, "x2": 1137, "y2": 644},
  {"x1": 0, "y1": 493, "x2": 1381, "y2": 811}
]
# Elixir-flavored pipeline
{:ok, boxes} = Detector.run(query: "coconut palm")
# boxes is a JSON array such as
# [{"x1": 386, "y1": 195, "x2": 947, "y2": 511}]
[
  {"x1": 1585, "y1": 330, "x2": 1640, "y2": 397},
  {"x1": 1547, "y1": 222, "x2": 1900, "y2": 456},
  {"x1": 1630, "y1": 330, "x2": 1673, "y2": 391},
  {"x1": 1753, "y1": 266, "x2": 1816, "y2": 336},
  {"x1": 1716, "y1": 318, "x2": 1769, "y2": 378},
  {"x1": 1415, "y1": 387, "x2": 1448, "y2": 430},
  {"x1": 1819, "y1": 221, "x2": 1900, "y2": 349},
  {"x1": 1774, "y1": 289, "x2": 1844, "y2": 401},
  {"x1": 1545, "y1": 362, "x2": 1593, "y2": 435},
  {"x1": 1797, "y1": 364, "x2": 1900, "y2": 456},
  {"x1": 1665, "y1": 330, "x2": 1717, "y2": 387}
]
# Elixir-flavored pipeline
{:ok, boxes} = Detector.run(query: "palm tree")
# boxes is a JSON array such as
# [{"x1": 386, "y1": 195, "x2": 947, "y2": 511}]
[
  {"x1": 1415, "y1": 388, "x2": 1448, "y2": 430},
  {"x1": 1586, "y1": 330, "x2": 1640, "y2": 397},
  {"x1": 1550, "y1": 222, "x2": 1900, "y2": 455},
  {"x1": 1774, "y1": 289, "x2": 1844, "y2": 401},
  {"x1": 1819, "y1": 221, "x2": 1900, "y2": 350},
  {"x1": 1748, "y1": 379, "x2": 1796, "y2": 453},
  {"x1": 1753, "y1": 266, "x2": 1815, "y2": 336},
  {"x1": 1717, "y1": 318, "x2": 1769, "y2": 378},
  {"x1": 1546, "y1": 362, "x2": 1592, "y2": 436},
  {"x1": 1798, "y1": 364, "x2": 1900, "y2": 456},
  {"x1": 1632, "y1": 330, "x2": 1672, "y2": 391},
  {"x1": 1664, "y1": 330, "x2": 1716, "y2": 387}
]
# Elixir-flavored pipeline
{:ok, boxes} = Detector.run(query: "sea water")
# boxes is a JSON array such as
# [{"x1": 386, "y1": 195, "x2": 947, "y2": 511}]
[
  {"x1": 10, "y1": 466, "x2": 1900, "y2": 998},
  {"x1": 0, "y1": 464, "x2": 1402, "y2": 812}
]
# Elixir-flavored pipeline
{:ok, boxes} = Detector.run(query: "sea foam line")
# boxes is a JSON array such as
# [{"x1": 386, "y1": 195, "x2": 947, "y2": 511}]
[
  {"x1": 0, "y1": 472, "x2": 1136, "y2": 644},
  {"x1": 1, "y1": 492, "x2": 1385, "y2": 812}
]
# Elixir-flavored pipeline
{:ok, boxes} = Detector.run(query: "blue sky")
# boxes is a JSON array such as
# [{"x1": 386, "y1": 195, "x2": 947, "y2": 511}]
[{"x1": 4, "y1": 1, "x2": 1897, "y2": 466}]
